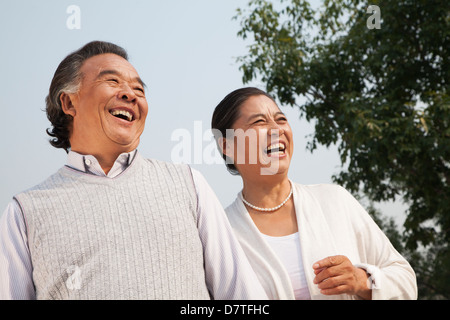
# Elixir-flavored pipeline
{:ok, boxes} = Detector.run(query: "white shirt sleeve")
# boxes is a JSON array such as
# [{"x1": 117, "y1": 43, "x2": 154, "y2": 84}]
[
  {"x1": 190, "y1": 168, "x2": 268, "y2": 300},
  {"x1": 0, "y1": 200, "x2": 36, "y2": 299}
]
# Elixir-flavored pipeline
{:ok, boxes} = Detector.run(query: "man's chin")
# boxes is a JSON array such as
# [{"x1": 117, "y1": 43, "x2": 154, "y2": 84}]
[{"x1": 107, "y1": 136, "x2": 141, "y2": 153}]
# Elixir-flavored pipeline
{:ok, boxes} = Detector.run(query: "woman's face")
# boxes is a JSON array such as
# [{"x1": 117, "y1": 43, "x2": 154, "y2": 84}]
[{"x1": 227, "y1": 95, "x2": 293, "y2": 177}]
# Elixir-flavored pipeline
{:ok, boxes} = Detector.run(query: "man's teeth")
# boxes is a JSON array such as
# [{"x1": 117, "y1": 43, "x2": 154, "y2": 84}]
[{"x1": 110, "y1": 110, "x2": 133, "y2": 121}]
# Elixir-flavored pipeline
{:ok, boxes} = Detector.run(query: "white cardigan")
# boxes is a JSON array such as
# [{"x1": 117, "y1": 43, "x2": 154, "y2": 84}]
[{"x1": 225, "y1": 182, "x2": 418, "y2": 300}]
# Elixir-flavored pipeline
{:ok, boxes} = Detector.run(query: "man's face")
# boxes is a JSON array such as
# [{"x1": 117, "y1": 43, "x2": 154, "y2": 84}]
[{"x1": 64, "y1": 53, "x2": 148, "y2": 155}]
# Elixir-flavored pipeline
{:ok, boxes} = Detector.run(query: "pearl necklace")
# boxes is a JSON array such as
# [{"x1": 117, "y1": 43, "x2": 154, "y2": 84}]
[{"x1": 241, "y1": 183, "x2": 293, "y2": 212}]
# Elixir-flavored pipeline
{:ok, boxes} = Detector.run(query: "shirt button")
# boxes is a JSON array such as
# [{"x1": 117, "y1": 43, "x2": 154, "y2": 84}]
[{"x1": 85, "y1": 159, "x2": 92, "y2": 166}]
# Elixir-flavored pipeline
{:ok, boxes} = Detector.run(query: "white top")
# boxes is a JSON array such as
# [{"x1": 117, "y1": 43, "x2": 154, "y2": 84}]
[
  {"x1": 226, "y1": 182, "x2": 418, "y2": 300},
  {"x1": 0, "y1": 150, "x2": 268, "y2": 300},
  {"x1": 261, "y1": 232, "x2": 311, "y2": 300}
]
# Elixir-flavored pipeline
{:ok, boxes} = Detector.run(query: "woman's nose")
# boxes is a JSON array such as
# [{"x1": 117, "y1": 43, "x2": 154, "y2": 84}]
[{"x1": 268, "y1": 121, "x2": 285, "y2": 136}]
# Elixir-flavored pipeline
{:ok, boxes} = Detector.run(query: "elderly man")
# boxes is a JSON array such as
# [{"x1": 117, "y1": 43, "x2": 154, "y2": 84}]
[{"x1": 0, "y1": 41, "x2": 267, "y2": 300}]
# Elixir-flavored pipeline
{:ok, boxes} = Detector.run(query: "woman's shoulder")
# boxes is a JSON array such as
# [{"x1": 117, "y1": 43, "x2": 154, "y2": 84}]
[
  {"x1": 294, "y1": 182, "x2": 350, "y2": 199},
  {"x1": 293, "y1": 182, "x2": 363, "y2": 215},
  {"x1": 224, "y1": 196, "x2": 241, "y2": 216}
]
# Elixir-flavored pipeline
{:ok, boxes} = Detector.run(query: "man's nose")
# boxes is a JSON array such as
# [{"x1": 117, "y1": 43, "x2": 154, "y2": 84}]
[{"x1": 118, "y1": 84, "x2": 136, "y2": 102}]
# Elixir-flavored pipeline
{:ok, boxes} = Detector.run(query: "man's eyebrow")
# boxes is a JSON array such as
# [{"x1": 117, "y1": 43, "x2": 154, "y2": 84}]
[{"x1": 97, "y1": 69, "x2": 147, "y2": 88}]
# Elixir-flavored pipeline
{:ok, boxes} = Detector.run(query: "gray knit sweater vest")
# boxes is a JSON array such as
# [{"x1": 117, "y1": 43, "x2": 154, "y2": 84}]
[{"x1": 14, "y1": 153, "x2": 210, "y2": 300}]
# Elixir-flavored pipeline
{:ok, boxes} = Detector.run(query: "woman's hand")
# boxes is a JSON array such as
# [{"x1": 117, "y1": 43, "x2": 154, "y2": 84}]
[{"x1": 313, "y1": 255, "x2": 372, "y2": 300}]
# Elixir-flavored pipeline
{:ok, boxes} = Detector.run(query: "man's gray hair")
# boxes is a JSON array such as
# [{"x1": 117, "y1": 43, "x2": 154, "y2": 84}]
[{"x1": 45, "y1": 41, "x2": 128, "y2": 152}]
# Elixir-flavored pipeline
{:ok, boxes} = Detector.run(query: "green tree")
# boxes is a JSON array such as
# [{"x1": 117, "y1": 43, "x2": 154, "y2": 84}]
[{"x1": 235, "y1": 0, "x2": 450, "y2": 298}]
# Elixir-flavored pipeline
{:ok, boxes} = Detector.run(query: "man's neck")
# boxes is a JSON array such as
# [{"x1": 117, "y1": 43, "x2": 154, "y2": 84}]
[{"x1": 70, "y1": 148, "x2": 135, "y2": 175}]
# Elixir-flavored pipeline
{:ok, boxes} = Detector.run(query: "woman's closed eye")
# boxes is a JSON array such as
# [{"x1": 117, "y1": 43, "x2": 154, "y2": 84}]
[{"x1": 252, "y1": 118, "x2": 265, "y2": 124}]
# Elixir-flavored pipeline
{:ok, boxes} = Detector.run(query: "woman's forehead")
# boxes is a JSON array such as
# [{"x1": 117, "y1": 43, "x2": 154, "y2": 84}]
[{"x1": 239, "y1": 95, "x2": 281, "y2": 116}]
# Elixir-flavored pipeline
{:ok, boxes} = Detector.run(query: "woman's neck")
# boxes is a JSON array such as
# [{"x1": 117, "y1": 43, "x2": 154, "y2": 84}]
[{"x1": 241, "y1": 174, "x2": 291, "y2": 208}]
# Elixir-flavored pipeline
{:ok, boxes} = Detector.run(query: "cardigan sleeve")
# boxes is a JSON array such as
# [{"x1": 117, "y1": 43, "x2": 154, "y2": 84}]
[{"x1": 336, "y1": 186, "x2": 418, "y2": 300}]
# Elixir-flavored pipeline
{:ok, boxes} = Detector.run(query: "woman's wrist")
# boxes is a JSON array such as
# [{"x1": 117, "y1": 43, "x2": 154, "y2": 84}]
[{"x1": 355, "y1": 267, "x2": 373, "y2": 300}]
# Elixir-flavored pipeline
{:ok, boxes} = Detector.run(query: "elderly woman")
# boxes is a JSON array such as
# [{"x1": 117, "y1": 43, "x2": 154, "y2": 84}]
[{"x1": 211, "y1": 87, "x2": 417, "y2": 300}]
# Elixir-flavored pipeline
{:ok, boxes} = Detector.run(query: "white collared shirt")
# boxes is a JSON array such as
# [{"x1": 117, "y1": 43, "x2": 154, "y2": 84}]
[
  {"x1": 0, "y1": 150, "x2": 267, "y2": 300},
  {"x1": 66, "y1": 150, "x2": 137, "y2": 178}
]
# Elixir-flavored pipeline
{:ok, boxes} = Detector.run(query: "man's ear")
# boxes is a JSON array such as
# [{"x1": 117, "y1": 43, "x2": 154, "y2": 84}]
[{"x1": 60, "y1": 92, "x2": 76, "y2": 117}]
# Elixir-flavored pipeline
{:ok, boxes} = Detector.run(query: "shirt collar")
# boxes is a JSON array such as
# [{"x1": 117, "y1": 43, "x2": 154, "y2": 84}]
[{"x1": 66, "y1": 149, "x2": 137, "y2": 178}]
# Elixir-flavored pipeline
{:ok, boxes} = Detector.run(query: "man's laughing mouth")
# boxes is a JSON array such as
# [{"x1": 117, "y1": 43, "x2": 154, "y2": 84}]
[{"x1": 109, "y1": 108, "x2": 134, "y2": 122}]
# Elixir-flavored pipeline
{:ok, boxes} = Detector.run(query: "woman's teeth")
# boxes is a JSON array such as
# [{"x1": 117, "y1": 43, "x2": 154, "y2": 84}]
[{"x1": 266, "y1": 143, "x2": 285, "y2": 154}]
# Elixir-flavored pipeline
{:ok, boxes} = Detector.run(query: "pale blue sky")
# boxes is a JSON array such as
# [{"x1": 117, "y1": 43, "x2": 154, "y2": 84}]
[{"x1": 0, "y1": 1, "x2": 405, "y2": 225}]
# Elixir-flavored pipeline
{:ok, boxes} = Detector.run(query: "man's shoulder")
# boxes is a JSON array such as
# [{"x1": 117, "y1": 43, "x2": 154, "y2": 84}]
[
  {"x1": 12, "y1": 167, "x2": 73, "y2": 210},
  {"x1": 16, "y1": 167, "x2": 70, "y2": 195},
  {"x1": 140, "y1": 157, "x2": 196, "y2": 186},
  {"x1": 141, "y1": 157, "x2": 192, "y2": 175}
]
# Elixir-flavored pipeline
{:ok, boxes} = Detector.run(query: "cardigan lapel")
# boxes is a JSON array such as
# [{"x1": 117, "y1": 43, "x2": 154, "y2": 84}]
[
  {"x1": 228, "y1": 194, "x2": 295, "y2": 299},
  {"x1": 293, "y1": 182, "x2": 340, "y2": 299},
  {"x1": 227, "y1": 182, "x2": 342, "y2": 300}
]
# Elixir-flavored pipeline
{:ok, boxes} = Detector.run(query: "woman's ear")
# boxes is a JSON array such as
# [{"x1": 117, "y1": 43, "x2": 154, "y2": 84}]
[
  {"x1": 60, "y1": 92, "x2": 76, "y2": 117},
  {"x1": 218, "y1": 137, "x2": 230, "y2": 158},
  {"x1": 219, "y1": 136, "x2": 236, "y2": 165}
]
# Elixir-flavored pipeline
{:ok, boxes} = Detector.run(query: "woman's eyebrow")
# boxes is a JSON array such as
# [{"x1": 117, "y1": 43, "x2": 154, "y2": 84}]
[
  {"x1": 247, "y1": 113, "x2": 266, "y2": 122},
  {"x1": 247, "y1": 111, "x2": 285, "y2": 122}
]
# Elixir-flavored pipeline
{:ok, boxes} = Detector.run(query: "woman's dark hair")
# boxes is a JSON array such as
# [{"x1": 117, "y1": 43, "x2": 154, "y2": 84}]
[
  {"x1": 45, "y1": 41, "x2": 128, "y2": 152},
  {"x1": 211, "y1": 87, "x2": 277, "y2": 175}
]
